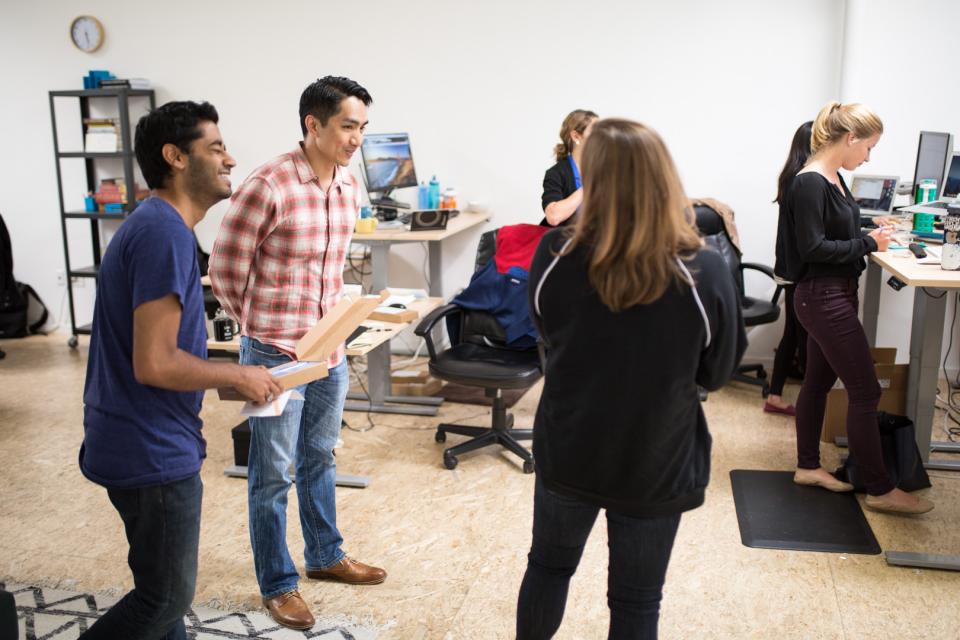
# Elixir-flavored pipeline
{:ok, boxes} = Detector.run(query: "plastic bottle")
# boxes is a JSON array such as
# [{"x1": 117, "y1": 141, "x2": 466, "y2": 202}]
[
  {"x1": 428, "y1": 175, "x2": 440, "y2": 209},
  {"x1": 417, "y1": 181, "x2": 429, "y2": 209},
  {"x1": 442, "y1": 188, "x2": 458, "y2": 209}
]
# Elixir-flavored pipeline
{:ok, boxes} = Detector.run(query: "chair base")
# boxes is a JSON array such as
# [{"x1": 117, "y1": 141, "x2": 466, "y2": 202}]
[
  {"x1": 733, "y1": 363, "x2": 770, "y2": 397},
  {"x1": 435, "y1": 389, "x2": 534, "y2": 473}
]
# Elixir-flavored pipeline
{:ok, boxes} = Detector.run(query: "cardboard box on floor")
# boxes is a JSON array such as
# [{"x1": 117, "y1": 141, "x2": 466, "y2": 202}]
[
  {"x1": 218, "y1": 293, "x2": 384, "y2": 401},
  {"x1": 820, "y1": 347, "x2": 907, "y2": 443}
]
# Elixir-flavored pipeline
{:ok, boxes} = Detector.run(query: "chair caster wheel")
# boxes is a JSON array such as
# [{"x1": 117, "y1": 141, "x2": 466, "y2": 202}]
[
  {"x1": 435, "y1": 431, "x2": 446, "y2": 443},
  {"x1": 68, "y1": 336, "x2": 78, "y2": 349},
  {"x1": 443, "y1": 453, "x2": 458, "y2": 470},
  {"x1": 522, "y1": 460, "x2": 534, "y2": 474},
  {"x1": 757, "y1": 369, "x2": 768, "y2": 380},
  {"x1": 762, "y1": 384, "x2": 770, "y2": 399}
]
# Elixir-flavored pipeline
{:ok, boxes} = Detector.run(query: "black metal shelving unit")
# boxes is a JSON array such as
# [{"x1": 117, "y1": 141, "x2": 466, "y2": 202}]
[{"x1": 49, "y1": 88, "x2": 155, "y2": 348}]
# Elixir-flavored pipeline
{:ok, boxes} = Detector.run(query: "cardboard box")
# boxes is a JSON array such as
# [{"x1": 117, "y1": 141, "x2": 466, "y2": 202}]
[
  {"x1": 392, "y1": 378, "x2": 443, "y2": 397},
  {"x1": 821, "y1": 347, "x2": 907, "y2": 443},
  {"x1": 218, "y1": 293, "x2": 383, "y2": 401}
]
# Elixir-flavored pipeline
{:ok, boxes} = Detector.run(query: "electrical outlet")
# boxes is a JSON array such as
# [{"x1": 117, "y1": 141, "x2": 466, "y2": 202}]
[{"x1": 56, "y1": 269, "x2": 66, "y2": 287}]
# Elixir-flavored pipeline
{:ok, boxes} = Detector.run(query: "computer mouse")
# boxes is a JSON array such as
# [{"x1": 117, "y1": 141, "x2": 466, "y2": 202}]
[{"x1": 388, "y1": 303, "x2": 407, "y2": 309}]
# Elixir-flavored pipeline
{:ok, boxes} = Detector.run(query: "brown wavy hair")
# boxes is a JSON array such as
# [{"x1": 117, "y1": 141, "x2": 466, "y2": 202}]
[
  {"x1": 562, "y1": 118, "x2": 703, "y2": 311},
  {"x1": 554, "y1": 109, "x2": 598, "y2": 161}
]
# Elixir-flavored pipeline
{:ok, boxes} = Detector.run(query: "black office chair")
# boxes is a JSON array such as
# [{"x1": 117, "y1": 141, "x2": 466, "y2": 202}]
[
  {"x1": 694, "y1": 204, "x2": 781, "y2": 396},
  {"x1": 414, "y1": 230, "x2": 543, "y2": 473}
]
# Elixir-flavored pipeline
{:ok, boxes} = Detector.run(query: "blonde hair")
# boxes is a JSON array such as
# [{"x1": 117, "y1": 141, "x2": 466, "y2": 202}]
[
  {"x1": 562, "y1": 118, "x2": 703, "y2": 311},
  {"x1": 811, "y1": 101, "x2": 883, "y2": 154},
  {"x1": 553, "y1": 109, "x2": 598, "y2": 161}
]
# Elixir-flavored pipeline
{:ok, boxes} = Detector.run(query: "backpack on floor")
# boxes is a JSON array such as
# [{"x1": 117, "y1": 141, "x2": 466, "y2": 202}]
[
  {"x1": 836, "y1": 412, "x2": 932, "y2": 492},
  {"x1": 0, "y1": 213, "x2": 49, "y2": 338}
]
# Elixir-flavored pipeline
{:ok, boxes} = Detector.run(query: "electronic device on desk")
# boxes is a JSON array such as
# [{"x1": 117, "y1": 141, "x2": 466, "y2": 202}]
[
  {"x1": 900, "y1": 152, "x2": 960, "y2": 215},
  {"x1": 361, "y1": 132, "x2": 418, "y2": 220},
  {"x1": 410, "y1": 209, "x2": 450, "y2": 231},
  {"x1": 897, "y1": 131, "x2": 954, "y2": 214},
  {"x1": 851, "y1": 174, "x2": 900, "y2": 217}
]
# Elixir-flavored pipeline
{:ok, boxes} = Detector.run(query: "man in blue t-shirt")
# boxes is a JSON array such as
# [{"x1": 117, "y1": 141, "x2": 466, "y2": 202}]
[{"x1": 79, "y1": 101, "x2": 282, "y2": 640}]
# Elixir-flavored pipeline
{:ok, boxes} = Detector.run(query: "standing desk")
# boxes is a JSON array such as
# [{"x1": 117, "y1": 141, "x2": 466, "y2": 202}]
[
  {"x1": 861, "y1": 250, "x2": 960, "y2": 571},
  {"x1": 348, "y1": 211, "x2": 492, "y2": 415}
]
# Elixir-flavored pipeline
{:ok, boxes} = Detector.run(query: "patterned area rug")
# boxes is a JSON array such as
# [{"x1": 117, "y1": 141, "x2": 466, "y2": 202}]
[{"x1": 4, "y1": 582, "x2": 382, "y2": 639}]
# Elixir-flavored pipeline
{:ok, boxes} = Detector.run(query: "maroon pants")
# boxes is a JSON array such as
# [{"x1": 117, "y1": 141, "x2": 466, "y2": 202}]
[{"x1": 794, "y1": 277, "x2": 894, "y2": 496}]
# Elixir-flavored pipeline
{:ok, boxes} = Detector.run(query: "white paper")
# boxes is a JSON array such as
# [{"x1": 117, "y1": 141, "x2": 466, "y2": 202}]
[{"x1": 241, "y1": 390, "x2": 293, "y2": 418}]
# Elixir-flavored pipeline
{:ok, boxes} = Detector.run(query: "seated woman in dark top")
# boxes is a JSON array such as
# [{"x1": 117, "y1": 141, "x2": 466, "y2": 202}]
[
  {"x1": 540, "y1": 109, "x2": 597, "y2": 227},
  {"x1": 785, "y1": 101, "x2": 933, "y2": 515},
  {"x1": 517, "y1": 118, "x2": 746, "y2": 639}
]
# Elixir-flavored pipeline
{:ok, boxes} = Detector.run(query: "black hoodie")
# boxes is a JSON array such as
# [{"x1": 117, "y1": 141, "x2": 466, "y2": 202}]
[{"x1": 528, "y1": 228, "x2": 746, "y2": 516}]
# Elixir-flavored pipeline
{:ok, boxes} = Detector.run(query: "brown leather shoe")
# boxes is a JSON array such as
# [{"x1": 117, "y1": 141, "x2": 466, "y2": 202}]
[
  {"x1": 306, "y1": 557, "x2": 386, "y2": 585},
  {"x1": 262, "y1": 590, "x2": 315, "y2": 630}
]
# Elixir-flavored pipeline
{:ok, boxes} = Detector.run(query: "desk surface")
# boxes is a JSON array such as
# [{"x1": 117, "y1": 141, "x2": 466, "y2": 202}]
[
  {"x1": 870, "y1": 251, "x2": 960, "y2": 288},
  {"x1": 207, "y1": 296, "x2": 443, "y2": 357},
  {"x1": 351, "y1": 210, "x2": 491, "y2": 242}
]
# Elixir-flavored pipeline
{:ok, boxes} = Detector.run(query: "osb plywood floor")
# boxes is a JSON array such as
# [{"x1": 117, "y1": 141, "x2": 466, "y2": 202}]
[{"x1": 1, "y1": 334, "x2": 959, "y2": 639}]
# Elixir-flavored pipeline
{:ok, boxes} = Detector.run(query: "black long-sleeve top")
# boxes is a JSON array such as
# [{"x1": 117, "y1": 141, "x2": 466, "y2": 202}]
[
  {"x1": 780, "y1": 172, "x2": 878, "y2": 283},
  {"x1": 528, "y1": 229, "x2": 747, "y2": 516},
  {"x1": 539, "y1": 159, "x2": 577, "y2": 227}
]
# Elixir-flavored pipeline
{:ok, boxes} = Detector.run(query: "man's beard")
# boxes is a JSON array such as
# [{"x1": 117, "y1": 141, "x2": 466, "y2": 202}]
[{"x1": 185, "y1": 159, "x2": 230, "y2": 207}]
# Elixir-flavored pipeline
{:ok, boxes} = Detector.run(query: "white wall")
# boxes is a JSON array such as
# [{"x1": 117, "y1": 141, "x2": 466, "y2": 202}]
[
  {"x1": 1, "y1": 1, "x2": 844, "y2": 355},
  {"x1": 842, "y1": 0, "x2": 960, "y2": 370}
]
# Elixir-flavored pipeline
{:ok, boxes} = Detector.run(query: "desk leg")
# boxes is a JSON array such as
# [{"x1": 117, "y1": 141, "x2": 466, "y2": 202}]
[
  {"x1": 885, "y1": 551, "x2": 960, "y2": 572},
  {"x1": 345, "y1": 341, "x2": 440, "y2": 416},
  {"x1": 862, "y1": 261, "x2": 882, "y2": 347},
  {"x1": 428, "y1": 240, "x2": 443, "y2": 297},
  {"x1": 369, "y1": 242, "x2": 390, "y2": 293},
  {"x1": 906, "y1": 287, "x2": 947, "y2": 464}
]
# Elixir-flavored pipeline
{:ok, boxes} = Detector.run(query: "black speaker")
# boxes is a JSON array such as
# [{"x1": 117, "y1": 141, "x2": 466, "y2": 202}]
[{"x1": 410, "y1": 209, "x2": 449, "y2": 231}]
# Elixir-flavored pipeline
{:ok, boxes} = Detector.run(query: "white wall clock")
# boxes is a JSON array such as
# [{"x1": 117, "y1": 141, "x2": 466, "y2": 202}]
[{"x1": 70, "y1": 16, "x2": 105, "y2": 53}]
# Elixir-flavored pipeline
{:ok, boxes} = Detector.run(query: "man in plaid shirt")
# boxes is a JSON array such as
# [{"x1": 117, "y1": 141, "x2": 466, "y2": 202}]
[{"x1": 209, "y1": 76, "x2": 385, "y2": 632}]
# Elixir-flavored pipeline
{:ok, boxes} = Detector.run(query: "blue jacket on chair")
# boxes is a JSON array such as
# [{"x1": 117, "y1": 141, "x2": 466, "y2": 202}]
[{"x1": 448, "y1": 261, "x2": 538, "y2": 348}]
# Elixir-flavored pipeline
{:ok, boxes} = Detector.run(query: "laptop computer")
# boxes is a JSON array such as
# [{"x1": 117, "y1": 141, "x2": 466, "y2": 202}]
[
  {"x1": 850, "y1": 174, "x2": 900, "y2": 216},
  {"x1": 900, "y1": 152, "x2": 960, "y2": 215}
]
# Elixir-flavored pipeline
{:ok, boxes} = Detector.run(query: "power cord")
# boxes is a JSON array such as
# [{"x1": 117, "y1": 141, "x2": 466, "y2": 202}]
[{"x1": 344, "y1": 356, "x2": 376, "y2": 433}]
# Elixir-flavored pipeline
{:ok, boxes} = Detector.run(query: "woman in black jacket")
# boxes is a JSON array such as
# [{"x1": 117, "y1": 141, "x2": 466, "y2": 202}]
[
  {"x1": 785, "y1": 101, "x2": 933, "y2": 514},
  {"x1": 516, "y1": 119, "x2": 746, "y2": 640},
  {"x1": 765, "y1": 121, "x2": 814, "y2": 416},
  {"x1": 539, "y1": 109, "x2": 597, "y2": 227}
]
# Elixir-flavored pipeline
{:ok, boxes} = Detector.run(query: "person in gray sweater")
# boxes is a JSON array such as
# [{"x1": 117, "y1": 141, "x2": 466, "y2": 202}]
[{"x1": 516, "y1": 118, "x2": 746, "y2": 640}]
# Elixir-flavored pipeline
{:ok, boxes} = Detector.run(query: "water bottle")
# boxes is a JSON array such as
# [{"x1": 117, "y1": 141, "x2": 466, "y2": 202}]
[
  {"x1": 417, "y1": 181, "x2": 429, "y2": 209},
  {"x1": 428, "y1": 175, "x2": 440, "y2": 209}
]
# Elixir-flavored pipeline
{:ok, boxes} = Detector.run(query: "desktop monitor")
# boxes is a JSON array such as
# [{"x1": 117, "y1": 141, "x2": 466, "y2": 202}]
[
  {"x1": 361, "y1": 133, "x2": 418, "y2": 196},
  {"x1": 850, "y1": 174, "x2": 899, "y2": 215},
  {"x1": 944, "y1": 153, "x2": 960, "y2": 199},
  {"x1": 912, "y1": 130, "x2": 953, "y2": 196}
]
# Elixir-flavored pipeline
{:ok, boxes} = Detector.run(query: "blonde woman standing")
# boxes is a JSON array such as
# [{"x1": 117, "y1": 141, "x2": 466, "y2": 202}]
[
  {"x1": 517, "y1": 119, "x2": 746, "y2": 639},
  {"x1": 539, "y1": 109, "x2": 597, "y2": 226},
  {"x1": 784, "y1": 101, "x2": 933, "y2": 514}
]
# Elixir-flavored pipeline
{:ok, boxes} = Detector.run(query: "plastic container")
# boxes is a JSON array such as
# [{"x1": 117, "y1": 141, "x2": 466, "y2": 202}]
[
  {"x1": 428, "y1": 175, "x2": 440, "y2": 209},
  {"x1": 913, "y1": 212, "x2": 936, "y2": 232},
  {"x1": 916, "y1": 179, "x2": 938, "y2": 204},
  {"x1": 417, "y1": 182, "x2": 429, "y2": 209},
  {"x1": 441, "y1": 188, "x2": 458, "y2": 209}
]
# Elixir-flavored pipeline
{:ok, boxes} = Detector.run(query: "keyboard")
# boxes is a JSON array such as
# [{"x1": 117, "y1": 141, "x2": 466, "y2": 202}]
[{"x1": 918, "y1": 201, "x2": 952, "y2": 210}]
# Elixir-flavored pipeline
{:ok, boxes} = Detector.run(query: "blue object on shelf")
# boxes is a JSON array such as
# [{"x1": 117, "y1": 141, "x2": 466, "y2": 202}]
[
  {"x1": 103, "y1": 203, "x2": 124, "y2": 213},
  {"x1": 84, "y1": 70, "x2": 115, "y2": 89},
  {"x1": 84, "y1": 196, "x2": 97, "y2": 212}
]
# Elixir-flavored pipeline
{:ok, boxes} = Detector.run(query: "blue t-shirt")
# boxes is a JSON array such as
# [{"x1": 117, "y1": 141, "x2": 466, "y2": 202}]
[{"x1": 80, "y1": 197, "x2": 207, "y2": 489}]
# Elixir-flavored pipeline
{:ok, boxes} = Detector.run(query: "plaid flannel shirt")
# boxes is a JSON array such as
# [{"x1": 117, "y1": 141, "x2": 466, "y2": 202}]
[{"x1": 209, "y1": 145, "x2": 359, "y2": 366}]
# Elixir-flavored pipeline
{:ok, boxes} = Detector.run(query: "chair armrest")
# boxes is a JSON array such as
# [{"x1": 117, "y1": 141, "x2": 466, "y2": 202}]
[
  {"x1": 740, "y1": 262, "x2": 784, "y2": 305},
  {"x1": 414, "y1": 303, "x2": 461, "y2": 361}
]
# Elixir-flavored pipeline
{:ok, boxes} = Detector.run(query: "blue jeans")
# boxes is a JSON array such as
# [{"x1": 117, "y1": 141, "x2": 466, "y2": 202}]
[
  {"x1": 516, "y1": 476, "x2": 681, "y2": 640},
  {"x1": 80, "y1": 474, "x2": 202, "y2": 640},
  {"x1": 240, "y1": 337, "x2": 349, "y2": 598}
]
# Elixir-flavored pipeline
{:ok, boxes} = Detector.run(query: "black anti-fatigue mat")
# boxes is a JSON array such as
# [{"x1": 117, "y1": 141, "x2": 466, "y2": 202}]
[{"x1": 730, "y1": 470, "x2": 881, "y2": 555}]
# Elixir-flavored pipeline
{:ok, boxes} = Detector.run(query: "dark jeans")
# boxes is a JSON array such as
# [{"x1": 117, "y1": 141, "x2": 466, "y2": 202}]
[
  {"x1": 769, "y1": 284, "x2": 807, "y2": 397},
  {"x1": 516, "y1": 476, "x2": 681, "y2": 640},
  {"x1": 794, "y1": 277, "x2": 894, "y2": 496},
  {"x1": 80, "y1": 474, "x2": 202, "y2": 640}
]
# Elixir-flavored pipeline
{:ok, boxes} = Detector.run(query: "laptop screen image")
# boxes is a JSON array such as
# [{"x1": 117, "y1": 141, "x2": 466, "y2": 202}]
[{"x1": 850, "y1": 175, "x2": 899, "y2": 215}]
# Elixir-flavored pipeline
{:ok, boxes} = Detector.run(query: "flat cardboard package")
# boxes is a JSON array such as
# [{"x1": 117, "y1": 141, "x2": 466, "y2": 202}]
[
  {"x1": 820, "y1": 347, "x2": 907, "y2": 443},
  {"x1": 218, "y1": 293, "x2": 383, "y2": 401}
]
